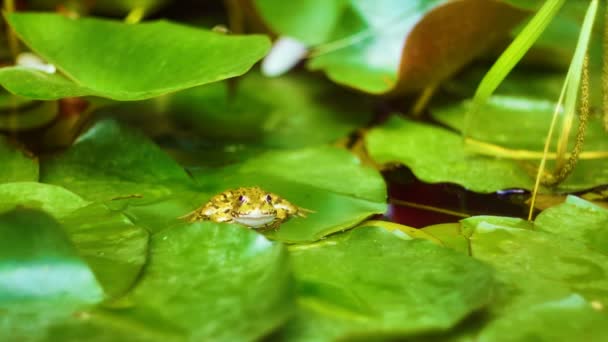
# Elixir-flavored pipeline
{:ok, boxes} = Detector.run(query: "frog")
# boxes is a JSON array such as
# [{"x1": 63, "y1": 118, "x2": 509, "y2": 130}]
[{"x1": 180, "y1": 186, "x2": 311, "y2": 230}]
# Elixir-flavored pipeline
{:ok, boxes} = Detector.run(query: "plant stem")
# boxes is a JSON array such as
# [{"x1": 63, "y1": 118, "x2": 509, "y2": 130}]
[
  {"x1": 4, "y1": 0, "x2": 19, "y2": 60},
  {"x1": 602, "y1": 0, "x2": 608, "y2": 132}
]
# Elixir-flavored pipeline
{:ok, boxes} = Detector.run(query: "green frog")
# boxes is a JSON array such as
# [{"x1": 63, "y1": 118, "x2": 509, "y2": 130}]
[{"x1": 181, "y1": 186, "x2": 311, "y2": 230}]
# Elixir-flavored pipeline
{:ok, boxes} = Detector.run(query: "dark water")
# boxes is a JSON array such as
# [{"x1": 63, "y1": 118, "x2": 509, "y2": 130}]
[{"x1": 383, "y1": 167, "x2": 530, "y2": 228}]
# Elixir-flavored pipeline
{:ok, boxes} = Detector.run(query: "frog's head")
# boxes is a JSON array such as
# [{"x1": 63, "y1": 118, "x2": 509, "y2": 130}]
[{"x1": 233, "y1": 187, "x2": 278, "y2": 228}]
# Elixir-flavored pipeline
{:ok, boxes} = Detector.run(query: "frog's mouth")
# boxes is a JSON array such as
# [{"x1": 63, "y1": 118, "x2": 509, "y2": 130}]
[{"x1": 234, "y1": 211, "x2": 275, "y2": 228}]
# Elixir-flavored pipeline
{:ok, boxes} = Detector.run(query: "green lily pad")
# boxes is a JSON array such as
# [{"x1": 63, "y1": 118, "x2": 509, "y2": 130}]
[
  {"x1": 41, "y1": 119, "x2": 199, "y2": 233},
  {"x1": 466, "y1": 215, "x2": 608, "y2": 312},
  {"x1": 42, "y1": 119, "x2": 387, "y2": 241},
  {"x1": 431, "y1": 96, "x2": 608, "y2": 192},
  {"x1": 280, "y1": 227, "x2": 495, "y2": 340},
  {"x1": 169, "y1": 72, "x2": 373, "y2": 149},
  {"x1": 41, "y1": 119, "x2": 194, "y2": 202},
  {"x1": 535, "y1": 196, "x2": 608, "y2": 255},
  {"x1": 190, "y1": 146, "x2": 387, "y2": 242},
  {"x1": 0, "y1": 135, "x2": 38, "y2": 182},
  {"x1": 421, "y1": 223, "x2": 469, "y2": 254},
  {"x1": 365, "y1": 116, "x2": 535, "y2": 193},
  {"x1": 255, "y1": 0, "x2": 525, "y2": 93},
  {"x1": 121, "y1": 222, "x2": 294, "y2": 341},
  {"x1": 97, "y1": 71, "x2": 374, "y2": 164},
  {"x1": 0, "y1": 209, "x2": 103, "y2": 339},
  {"x1": 478, "y1": 294, "x2": 608, "y2": 342},
  {"x1": 463, "y1": 215, "x2": 608, "y2": 340},
  {"x1": 0, "y1": 182, "x2": 89, "y2": 218},
  {"x1": 60, "y1": 203, "x2": 149, "y2": 299},
  {"x1": 0, "y1": 13, "x2": 270, "y2": 100},
  {"x1": 1, "y1": 221, "x2": 291, "y2": 341}
]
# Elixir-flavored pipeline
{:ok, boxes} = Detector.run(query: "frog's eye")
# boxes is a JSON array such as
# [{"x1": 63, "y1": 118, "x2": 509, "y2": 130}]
[
  {"x1": 238, "y1": 195, "x2": 246, "y2": 203},
  {"x1": 265, "y1": 194, "x2": 272, "y2": 203}
]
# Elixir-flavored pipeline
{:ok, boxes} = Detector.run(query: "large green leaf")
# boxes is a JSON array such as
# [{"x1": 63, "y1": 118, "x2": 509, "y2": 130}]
[
  {"x1": 97, "y1": 71, "x2": 373, "y2": 163},
  {"x1": 41, "y1": 119, "x2": 194, "y2": 202},
  {"x1": 0, "y1": 209, "x2": 103, "y2": 339},
  {"x1": 254, "y1": 0, "x2": 347, "y2": 45},
  {"x1": 255, "y1": 0, "x2": 525, "y2": 93},
  {"x1": 465, "y1": 216, "x2": 608, "y2": 339},
  {"x1": 0, "y1": 135, "x2": 38, "y2": 182},
  {"x1": 98, "y1": 222, "x2": 292, "y2": 341},
  {"x1": 431, "y1": 96, "x2": 608, "y2": 192},
  {"x1": 126, "y1": 223, "x2": 292, "y2": 341},
  {"x1": 279, "y1": 226, "x2": 495, "y2": 341},
  {"x1": 2, "y1": 221, "x2": 291, "y2": 341},
  {"x1": 42, "y1": 119, "x2": 387, "y2": 241},
  {"x1": 0, "y1": 182, "x2": 89, "y2": 218},
  {"x1": 60, "y1": 203, "x2": 149, "y2": 299},
  {"x1": 0, "y1": 13, "x2": 270, "y2": 100},
  {"x1": 0, "y1": 181, "x2": 147, "y2": 299},
  {"x1": 535, "y1": 196, "x2": 608, "y2": 255},
  {"x1": 478, "y1": 294, "x2": 608, "y2": 342},
  {"x1": 365, "y1": 116, "x2": 535, "y2": 193}
]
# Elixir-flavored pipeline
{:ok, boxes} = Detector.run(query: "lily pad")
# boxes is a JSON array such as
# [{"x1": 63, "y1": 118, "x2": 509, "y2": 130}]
[
  {"x1": 365, "y1": 116, "x2": 535, "y2": 193},
  {"x1": 0, "y1": 182, "x2": 89, "y2": 218},
  {"x1": 0, "y1": 135, "x2": 38, "y2": 182},
  {"x1": 462, "y1": 215, "x2": 608, "y2": 340},
  {"x1": 0, "y1": 209, "x2": 103, "y2": 339},
  {"x1": 121, "y1": 222, "x2": 294, "y2": 341},
  {"x1": 1, "y1": 220, "x2": 291, "y2": 341},
  {"x1": 41, "y1": 119, "x2": 200, "y2": 233},
  {"x1": 41, "y1": 119, "x2": 194, "y2": 202},
  {"x1": 421, "y1": 223, "x2": 469, "y2": 255},
  {"x1": 42, "y1": 119, "x2": 387, "y2": 241},
  {"x1": 0, "y1": 13, "x2": 270, "y2": 100},
  {"x1": 466, "y1": 215, "x2": 608, "y2": 313},
  {"x1": 98, "y1": 71, "x2": 373, "y2": 162},
  {"x1": 60, "y1": 203, "x2": 149, "y2": 299},
  {"x1": 535, "y1": 196, "x2": 608, "y2": 255},
  {"x1": 255, "y1": 0, "x2": 525, "y2": 93},
  {"x1": 280, "y1": 227, "x2": 495, "y2": 340},
  {"x1": 431, "y1": 96, "x2": 608, "y2": 192},
  {"x1": 478, "y1": 294, "x2": 608, "y2": 342}
]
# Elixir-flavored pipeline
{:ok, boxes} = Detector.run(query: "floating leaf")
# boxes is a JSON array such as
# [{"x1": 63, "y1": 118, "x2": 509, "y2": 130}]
[
  {"x1": 365, "y1": 116, "x2": 535, "y2": 193},
  {"x1": 60, "y1": 203, "x2": 149, "y2": 299},
  {"x1": 42, "y1": 119, "x2": 387, "y2": 241},
  {"x1": 41, "y1": 119, "x2": 193, "y2": 201},
  {"x1": 421, "y1": 223, "x2": 469, "y2": 255},
  {"x1": 255, "y1": 0, "x2": 526, "y2": 93},
  {"x1": 121, "y1": 222, "x2": 294, "y2": 341},
  {"x1": 0, "y1": 13, "x2": 270, "y2": 100},
  {"x1": 0, "y1": 182, "x2": 89, "y2": 218},
  {"x1": 280, "y1": 227, "x2": 495, "y2": 340},
  {"x1": 0, "y1": 209, "x2": 103, "y2": 339},
  {"x1": 98, "y1": 71, "x2": 373, "y2": 164},
  {"x1": 431, "y1": 96, "x2": 608, "y2": 192},
  {"x1": 0, "y1": 135, "x2": 38, "y2": 182},
  {"x1": 478, "y1": 294, "x2": 608, "y2": 342},
  {"x1": 466, "y1": 215, "x2": 608, "y2": 314},
  {"x1": 535, "y1": 196, "x2": 608, "y2": 255}
]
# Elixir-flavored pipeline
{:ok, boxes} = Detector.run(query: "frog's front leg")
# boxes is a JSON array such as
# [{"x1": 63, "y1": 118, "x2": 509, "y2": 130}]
[{"x1": 257, "y1": 219, "x2": 282, "y2": 232}]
